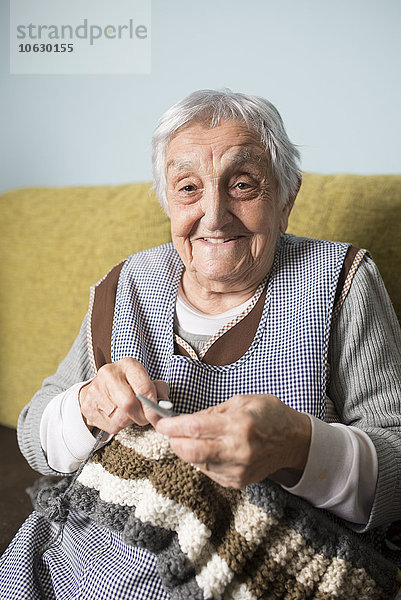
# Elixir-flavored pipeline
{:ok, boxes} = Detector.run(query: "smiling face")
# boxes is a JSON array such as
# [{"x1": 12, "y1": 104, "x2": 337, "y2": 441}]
[{"x1": 165, "y1": 120, "x2": 294, "y2": 306}]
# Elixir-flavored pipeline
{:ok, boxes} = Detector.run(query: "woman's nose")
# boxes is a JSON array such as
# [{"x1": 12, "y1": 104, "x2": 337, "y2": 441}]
[{"x1": 200, "y1": 188, "x2": 233, "y2": 231}]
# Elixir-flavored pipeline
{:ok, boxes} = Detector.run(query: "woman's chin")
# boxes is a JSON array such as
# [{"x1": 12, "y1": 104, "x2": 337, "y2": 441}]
[{"x1": 191, "y1": 261, "x2": 248, "y2": 287}]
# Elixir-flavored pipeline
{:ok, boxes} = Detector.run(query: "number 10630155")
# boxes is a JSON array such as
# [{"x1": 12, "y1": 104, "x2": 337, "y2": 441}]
[{"x1": 18, "y1": 43, "x2": 74, "y2": 52}]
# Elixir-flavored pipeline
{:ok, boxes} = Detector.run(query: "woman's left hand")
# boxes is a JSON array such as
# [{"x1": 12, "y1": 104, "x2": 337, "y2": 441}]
[{"x1": 155, "y1": 394, "x2": 312, "y2": 488}]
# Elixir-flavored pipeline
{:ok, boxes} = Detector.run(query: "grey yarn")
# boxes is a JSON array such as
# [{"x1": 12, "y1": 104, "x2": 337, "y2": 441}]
[
  {"x1": 29, "y1": 431, "x2": 105, "y2": 600},
  {"x1": 30, "y1": 473, "x2": 398, "y2": 600}
]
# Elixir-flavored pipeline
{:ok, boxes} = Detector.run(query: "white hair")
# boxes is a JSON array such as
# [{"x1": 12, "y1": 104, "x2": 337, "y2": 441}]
[{"x1": 152, "y1": 89, "x2": 301, "y2": 213}]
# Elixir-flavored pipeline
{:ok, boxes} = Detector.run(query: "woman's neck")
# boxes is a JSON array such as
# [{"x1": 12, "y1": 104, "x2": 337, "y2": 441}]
[{"x1": 180, "y1": 271, "x2": 262, "y2": 315}]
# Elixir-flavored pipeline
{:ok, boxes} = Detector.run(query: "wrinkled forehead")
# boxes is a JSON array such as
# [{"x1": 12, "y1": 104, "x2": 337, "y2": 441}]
[
  {"x1": 165, "y1": 119, "x2": 269, "y2": 174},
  {"x1": 166, "y1": 149, "x2": 267, "y2": 174}
]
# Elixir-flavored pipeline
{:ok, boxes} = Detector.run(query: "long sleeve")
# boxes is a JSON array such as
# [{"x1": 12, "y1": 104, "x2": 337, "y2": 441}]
[
  {"x1": 328, "y1": 255, "x2": 401, "y2": 532},
  {"x1": 280, "y1": 417, "x2": 378, "y2": 524},
  {"x1": 17, "y1": 255, "x2": 401, "y2": 532},
  {"x1": 39, "y1": 382, "x2": 111, "y2": 473},
  {"x1": 17, "y1": 314, "x2": 95, "y2": 476}
]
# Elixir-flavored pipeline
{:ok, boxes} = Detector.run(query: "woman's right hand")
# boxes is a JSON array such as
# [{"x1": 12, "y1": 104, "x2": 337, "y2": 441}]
[{"x1": 78, "y1": 357, "x2": 169, "y2": 434}]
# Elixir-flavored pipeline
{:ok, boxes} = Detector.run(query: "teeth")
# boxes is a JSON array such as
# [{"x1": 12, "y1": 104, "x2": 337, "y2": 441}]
[{"x1": 202, "y1": 237, "x2": 238, "y2": 243}]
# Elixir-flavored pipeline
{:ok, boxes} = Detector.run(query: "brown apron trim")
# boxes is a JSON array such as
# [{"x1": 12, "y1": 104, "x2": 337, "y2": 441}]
[
  {"x1": 332, "y1": 246, "x2": 367, "y2": 322},
  {"x1": 91, "y1": 261, "x2": 126, "y2": 371},
  {"x1": 202, "y1": 286, "x2": 268, "y2": 366},
  {"x1": 174, "y1": 340, "x2": 192, "y2": 358},
  {"x1": 174, "y1": 286, "x2": 268, "y2": 366},
  {"x1": 333, "y1": 245, "x2": 360, "y2": 311},
  {"x1": 90, "y1": 245, "x2": 366, "y2": 372},
  {"x1": 175, "y1": 247, "x2": 365, "y2": 368},
  {"x1": 327, "y1": 245, "x2": 367, "y2": 377}
]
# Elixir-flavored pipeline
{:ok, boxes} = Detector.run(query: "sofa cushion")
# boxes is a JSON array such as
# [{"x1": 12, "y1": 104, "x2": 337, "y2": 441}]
[
  {"x1": 0, "y1": 183, "x2": 171, "y2": 427},
  {"x1": 0, "y1": 174, "x2": 399, "y2": 428},
  {"x1": 288, "y1": 173, "x2": 401, "y2": 322}
]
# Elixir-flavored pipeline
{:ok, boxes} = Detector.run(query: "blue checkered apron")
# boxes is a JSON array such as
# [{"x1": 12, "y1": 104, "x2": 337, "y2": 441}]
[
  {"x1": 112, "y1": 234, "x2": 348, "y2": 419},
  {"x1": 0, "y1": 233, "x2": 348, "y2": 599},
  {"x1": 0, "y1": 511, "x2": 171, "y2": 599}
]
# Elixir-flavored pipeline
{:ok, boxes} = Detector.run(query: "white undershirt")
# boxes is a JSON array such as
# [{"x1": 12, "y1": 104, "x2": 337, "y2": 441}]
[
  {"x1": 176, "y1": 288, "x2": 256, "y2": 336},
  {"x1": 40, "y1": 290, "x2": 378, "y2": 525}
]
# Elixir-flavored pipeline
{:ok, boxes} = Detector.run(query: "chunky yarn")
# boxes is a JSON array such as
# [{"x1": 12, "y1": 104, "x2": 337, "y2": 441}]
[{"x1": 31, "y1": 425, "x2": 398, "y2": 600}]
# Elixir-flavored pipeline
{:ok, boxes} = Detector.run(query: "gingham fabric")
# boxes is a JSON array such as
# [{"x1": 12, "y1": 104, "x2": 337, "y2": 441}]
[
  {"x1": 0, "y1": 510, "x2": 171, "y2": 600},
  {"x1": 0, "y1": 233, "x2": 351, "y2": 600},
  {"x1": 196, "y1": 276, "x2": 267, "y2": 359},
  {"x1": 112, "y1": 233, "x2": 349, "y2": 420},
  {"x1": 28, "y1": 429, "x2": 398, "y2": 600},
  {"x1": 174, "y1": 278, "x2": 267, "y2": 360}
]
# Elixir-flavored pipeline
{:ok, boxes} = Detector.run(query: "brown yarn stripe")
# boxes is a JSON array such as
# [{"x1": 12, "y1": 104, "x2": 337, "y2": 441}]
[
  {"x1": 240, "y1": 542, "x2": 325, "y2": 599},
  {"x1": 240, "y1": 541, "x2": 301, "y2": 599},
  {"x1": 93, "y1": 438, "x2": 155, "y2": 479},
  {"x1": 93, "y1": 438, "x2": 240, "y2": 533},
  {"x1": 91, "y1": 442, "x2": 386, "y2": 600},
  {"x1": 216, "y1": 515, "x2": 283, "y2": 574},
  {"x1": 237, "y1": 524, "x2": 312, "y2": 598},
  {"x1": 239, "y1": 539, "x2": 384, "y2": 600},
  {"x1": 314, "y1": 559, "x2": 379, "y2": 600},
  {"x1": 93, "y1": 441, "x2": 294, "y2": 578}
]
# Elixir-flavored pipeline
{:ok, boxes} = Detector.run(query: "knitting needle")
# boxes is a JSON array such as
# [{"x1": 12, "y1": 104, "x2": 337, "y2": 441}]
[{"x1": 136, "y1": 394, "x2": 178, "y2": 418}]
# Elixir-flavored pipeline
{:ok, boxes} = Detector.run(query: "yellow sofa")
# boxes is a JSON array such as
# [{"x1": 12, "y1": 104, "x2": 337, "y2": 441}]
[{"x1": 1, "y1": 173, "x2": 400, "y2": 428}]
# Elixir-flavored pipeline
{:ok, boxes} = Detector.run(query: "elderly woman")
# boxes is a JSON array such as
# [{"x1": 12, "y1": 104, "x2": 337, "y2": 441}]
[{"x1": 1, "y1": 89, "x2": 401, "y2": 600}]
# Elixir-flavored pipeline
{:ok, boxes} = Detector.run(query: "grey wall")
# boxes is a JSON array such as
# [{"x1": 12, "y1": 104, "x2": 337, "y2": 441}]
[{"x1": 1, "y1": 0, "x2": 400, "y2": 193}]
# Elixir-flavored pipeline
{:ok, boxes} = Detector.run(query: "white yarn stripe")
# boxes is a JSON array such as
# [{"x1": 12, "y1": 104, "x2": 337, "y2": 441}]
[
  {"x1": 296, "y1": 553, "x2": 332, "y2": 591},
  {"x1": 195, "y1": 553, "x2": 234, "y2": 600},
  {"x1": 224, "y1": 581, "x2": 258, "y2": 600},
  {"x1": 232, "y1": 492, "x2": 276, "y2": 542},
  {"x1": 77, "y1": 462, "x2": 211, "y2": 563},
  {"x1": 316, "y1": 557, "x2": 376, "y2": 599},
  {"x1": 78, "y1": 461, "x2": 149, "y2": 507},
  {"x1": 116, "y1": 426, "x2": 174, "y2": 460},
  {"x1": 315, "y1": 556, "x2": 352, "y2": 595},
  {"x1": 177, "y1": 524, "x2": 214, "y2": 564},
  {"x1": 266, "y1": 524, "x2": 312, "y2": 573}
]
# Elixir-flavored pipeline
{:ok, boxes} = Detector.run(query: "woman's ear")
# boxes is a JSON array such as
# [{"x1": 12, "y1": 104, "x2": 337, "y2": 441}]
[{"x1": 279, "y1": 175, "x2": 302, "y2": 232}]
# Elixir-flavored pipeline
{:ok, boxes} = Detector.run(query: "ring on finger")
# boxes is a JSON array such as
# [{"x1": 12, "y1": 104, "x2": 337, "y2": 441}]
[
  {"x1": 202, "y1": 462, "x2": 208, "y2": 471},
  {"x1": 106, "y1": 406, "x2": 118, "y2": 418},
  {"x1": 99, "y1": 405, "x2": 117, "y2": 418}
]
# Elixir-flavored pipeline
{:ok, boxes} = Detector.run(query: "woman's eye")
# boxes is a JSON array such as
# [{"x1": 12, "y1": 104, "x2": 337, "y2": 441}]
[
  {"x1": 180, "y1": 184, "x2": 196, "y2": 192},
  {"x1": 236, "y1": 181, "x2": 250, "y2": 190}
]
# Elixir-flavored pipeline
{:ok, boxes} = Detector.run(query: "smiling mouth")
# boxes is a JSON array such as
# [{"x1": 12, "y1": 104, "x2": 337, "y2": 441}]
[{"x1": 200, "y1": 236, "x2": 243, "y2": 244}]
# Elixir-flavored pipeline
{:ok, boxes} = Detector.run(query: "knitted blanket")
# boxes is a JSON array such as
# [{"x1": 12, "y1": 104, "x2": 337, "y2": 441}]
[{"x1": 32, "y1": 425, "x2": 398, "y2": 600}]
